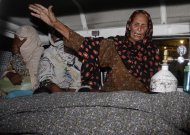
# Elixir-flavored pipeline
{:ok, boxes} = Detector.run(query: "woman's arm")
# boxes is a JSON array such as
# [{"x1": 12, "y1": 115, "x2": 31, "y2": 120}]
[
  {"x1": 6, "y1": 72, "x2": 22, "y2": 85},
  {"x1": 29, "y1": 4, "x2": 70, "y2": 39},
  {"x1": 29, "y1": 3, "x2": 84, "y2": 51}
]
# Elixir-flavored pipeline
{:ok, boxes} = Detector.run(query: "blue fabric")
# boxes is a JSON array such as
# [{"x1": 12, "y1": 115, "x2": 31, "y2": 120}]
[{"x1": 6, "y1": 90, "x2": 33, "y2": 98}]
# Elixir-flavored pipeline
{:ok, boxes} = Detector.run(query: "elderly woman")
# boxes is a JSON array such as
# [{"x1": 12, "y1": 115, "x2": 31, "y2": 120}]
[
  {"x1": 29, "y1": 4, "x2": 160, "y2": 92},
  {"x1": 4, "y1": 25, "x2": 44, "y2": 94}
]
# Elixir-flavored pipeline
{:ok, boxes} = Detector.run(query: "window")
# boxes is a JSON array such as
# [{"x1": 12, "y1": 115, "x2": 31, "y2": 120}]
[{"x1": 153, "y1": 37, "x2": 190, "y2": 87}]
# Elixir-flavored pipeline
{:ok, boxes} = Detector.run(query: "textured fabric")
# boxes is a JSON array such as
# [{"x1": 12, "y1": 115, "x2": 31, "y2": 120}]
[
  {"x1": 15, "y1": 25, "x2": 44, "y2": 90},
  {"x1": 78, "y1": 37, "x2": 102, "y2": 88},
  {"x1": 38, "y1": 39, "x2": 81, "y2": 89},
  {"x1": 113, "y1": 35, "x2": 160, "y2": 90},
  {"x1": 98, "y1": 40, "x2": 149, "y2": 92},
  {"x1": 11, "y1": 54, "x2": 30, "y2": 76},
  {"x1": 0, "y1": 91, "x2": 189, "y2": 134},
  {"x1": 122, "y1": 10, "x2": 160, "y2": 89},
  {"x1": 0, "y1": 51, "x2": 12, "y2": 78}
]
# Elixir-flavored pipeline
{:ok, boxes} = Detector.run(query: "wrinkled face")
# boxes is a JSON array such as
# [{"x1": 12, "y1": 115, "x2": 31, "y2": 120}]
[
  {"x1": 12, "y1": 35, "x2": 26, "y2": 54},
  {"x1": 129, "y1": 13, "x2": 148, "y2": 43}
]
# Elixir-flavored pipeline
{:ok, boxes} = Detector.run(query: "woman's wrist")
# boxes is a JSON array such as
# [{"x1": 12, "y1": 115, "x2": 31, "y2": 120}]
[
  {"x1": 52, "y1": 19, "x2": 60, "y2": 28},
  {"x1": 5, "y1": 71, "x2": 16, "y2": 78},
  {"x1": 51, "y1": 19, "x2": 70, "y2": 40}
]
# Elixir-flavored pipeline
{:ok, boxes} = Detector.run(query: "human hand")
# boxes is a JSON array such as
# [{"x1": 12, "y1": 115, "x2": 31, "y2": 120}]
[
  {"x1": 6, "y1": 72, "x2": 23, "y2": 85},
  {"x1": 12, "y1": 35, "x2": 27, "y2": 54},
  {"x1": 29, "y1": 3, "x2": 57, "y2": 27},
  {"x1": 47, "y1": 83, "x2": 62, "y2": 93}
]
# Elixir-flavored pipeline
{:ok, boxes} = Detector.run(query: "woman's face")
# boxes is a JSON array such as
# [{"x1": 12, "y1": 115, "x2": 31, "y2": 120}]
[
  {"x1": 129, "y1": 13, "x2": 148, "y2": 43},
  {"x1": 12, "y1": 35, "x2": 26, "y2": 54}
]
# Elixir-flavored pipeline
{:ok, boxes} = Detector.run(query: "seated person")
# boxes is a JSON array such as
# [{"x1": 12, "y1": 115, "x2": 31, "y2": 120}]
[
  {"x1": 29, "y1": 4, "x2": 160, "y2": 92},
  {"x1": 0, "y1": 25, "x2": 44, "y2": 98},
  {"x1": 34, "y1": 29, "x2": 81, "y2": 94},
  {"x1": 0, "y1": 50, "x2": 12, "y2": 97},
  {"x1": 0, "y1": 50, "x2": 32, "y2": 98}
]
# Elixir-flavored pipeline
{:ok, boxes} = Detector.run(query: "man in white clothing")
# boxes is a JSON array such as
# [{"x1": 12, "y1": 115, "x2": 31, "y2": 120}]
[{"x1": 34, "y1": 30, "x2": 81, "y2": 93}]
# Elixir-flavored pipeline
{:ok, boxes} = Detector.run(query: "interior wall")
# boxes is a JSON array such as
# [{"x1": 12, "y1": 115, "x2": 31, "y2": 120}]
[
  {"x1": 0, "y1": 0, "x2": 189, "y2": 41},
  {"x1": 166, "y1": 2, "x2": 190, "y2": 24}
]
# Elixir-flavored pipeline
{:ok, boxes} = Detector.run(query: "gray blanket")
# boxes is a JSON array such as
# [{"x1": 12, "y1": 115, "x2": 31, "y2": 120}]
[{"x1": 0, "y1": 91, "x2": 190, "y2": 135}]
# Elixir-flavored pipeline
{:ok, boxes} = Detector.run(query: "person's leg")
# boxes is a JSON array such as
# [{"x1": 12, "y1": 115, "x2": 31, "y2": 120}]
[{"x1": 33, "y1": 86, "x2": 50, "y2": 94}]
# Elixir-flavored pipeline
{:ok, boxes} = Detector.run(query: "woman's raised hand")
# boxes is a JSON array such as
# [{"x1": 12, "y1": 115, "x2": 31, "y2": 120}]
[{"x1": 29, "y1": 4, "x2": 57, "y2": 27}]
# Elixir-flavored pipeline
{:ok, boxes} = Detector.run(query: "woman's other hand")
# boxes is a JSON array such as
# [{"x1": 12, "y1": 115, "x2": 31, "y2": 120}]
[
  {"x1": 47, "y1": 83, "x2": 63, "y2": 93},
  {"x1": 6, "y1": 72, "x2": 23, "y2": 85},
  {"x1": 29, "y1": 4, "x2": 57, "y2": 27},
  {"x1": 12, "y1": 35, "x2": 27, "y2": 54}
]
